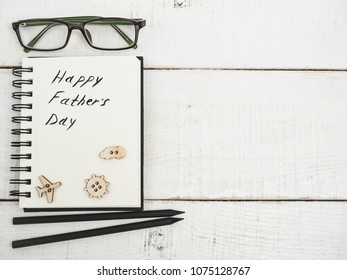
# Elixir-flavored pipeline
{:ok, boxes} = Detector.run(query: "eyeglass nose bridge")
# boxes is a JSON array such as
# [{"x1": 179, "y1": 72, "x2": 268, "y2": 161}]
[
  {"x1": 68, "y1": 23, "x2": 84, "y2": 30},
  {"x1": 67, "y1": 23, "x2": 93, "y2": 43}
]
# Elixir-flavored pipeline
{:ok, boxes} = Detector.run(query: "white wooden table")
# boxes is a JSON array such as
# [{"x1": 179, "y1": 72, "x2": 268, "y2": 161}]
[{"x1": 1, "y1": 0, "x2": 347, "y2": 259}]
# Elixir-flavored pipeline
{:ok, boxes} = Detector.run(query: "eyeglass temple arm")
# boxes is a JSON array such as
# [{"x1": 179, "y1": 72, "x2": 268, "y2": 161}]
[{"x1": 23, "y1": 18, "x2": 137, "y2": 53}]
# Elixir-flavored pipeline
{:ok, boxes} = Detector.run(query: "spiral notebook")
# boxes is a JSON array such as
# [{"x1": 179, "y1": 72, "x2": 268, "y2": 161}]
[{"x1": 10, "y1": 56, "x2": 143, "y2": 211}]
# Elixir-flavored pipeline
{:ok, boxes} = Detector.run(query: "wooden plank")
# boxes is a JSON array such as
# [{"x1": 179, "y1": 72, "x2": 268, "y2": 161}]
[
  {"x1": 0, "y1": 0, "x2": 347, "y2": 68},
  {"x1": 2, "y1": 69, "x2": 347, "y2": 200},
  {"x1": 0, "y1": 200, "x2": 346, "y2": 259},
  {"x1": 0, "y1": 69, "x2": 18, "y2": 200},
  {"x1": 144, "y1": 70, "x2": 347, "y2": 199}
]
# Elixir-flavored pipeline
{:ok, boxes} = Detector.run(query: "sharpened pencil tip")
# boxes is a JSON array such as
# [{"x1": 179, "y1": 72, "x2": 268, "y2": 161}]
[
  {"x1": 171, "y1": 217, "x2": 184, "y2": 224},
  {"x1": 171, "y1": 210, "x2": 185, "y2": 216}
]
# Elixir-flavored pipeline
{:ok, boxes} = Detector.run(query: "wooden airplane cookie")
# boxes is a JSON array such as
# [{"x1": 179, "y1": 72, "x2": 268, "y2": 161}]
[{"x1": 36, "y1": 175, "x2": 61, "y2": 203}]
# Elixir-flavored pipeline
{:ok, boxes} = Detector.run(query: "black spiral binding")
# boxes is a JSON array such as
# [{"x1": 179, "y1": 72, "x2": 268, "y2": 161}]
[{"x1": 10, "y1": 67, "x2": 33, "y2": 198}]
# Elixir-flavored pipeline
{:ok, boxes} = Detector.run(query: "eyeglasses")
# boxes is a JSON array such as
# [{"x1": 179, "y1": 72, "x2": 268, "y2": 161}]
[{"x1": 12, "y1": 16, "x2": 146, "y2": 52}]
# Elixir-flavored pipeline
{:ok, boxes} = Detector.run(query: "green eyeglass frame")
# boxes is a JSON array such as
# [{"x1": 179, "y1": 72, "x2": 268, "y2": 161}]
[{"x1": 12, "y1": 16, "x2": 146, "y2": 52}]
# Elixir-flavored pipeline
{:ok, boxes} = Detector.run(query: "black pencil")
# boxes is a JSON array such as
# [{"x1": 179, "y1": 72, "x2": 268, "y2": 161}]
[
  {"x1": 12, "y1": 217, "x2": 183, "y2": 249},
  {"x1": 13, "y1": 209, "x2": 185, "y2": 225}
]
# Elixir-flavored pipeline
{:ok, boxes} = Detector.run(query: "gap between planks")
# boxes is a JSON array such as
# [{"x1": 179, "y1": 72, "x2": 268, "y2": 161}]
[
  {"x1": 2, "y1": 198, "x2": 347, "y2": 203},
  {"x1": 1, "y1": 65, "x2": 347, "y2": 72},
  {"x1": 147, "y1": 198, "x2": 347, "y2": 202}
]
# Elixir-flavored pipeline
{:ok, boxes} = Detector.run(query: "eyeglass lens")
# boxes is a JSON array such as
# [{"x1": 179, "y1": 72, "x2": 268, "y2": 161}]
[
  {"x1": 19, "y1": 21, "x2": 68, "y2": 50},
  {"x1": 85, "y1": 19, "x2": 136, "y2": 49}
]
